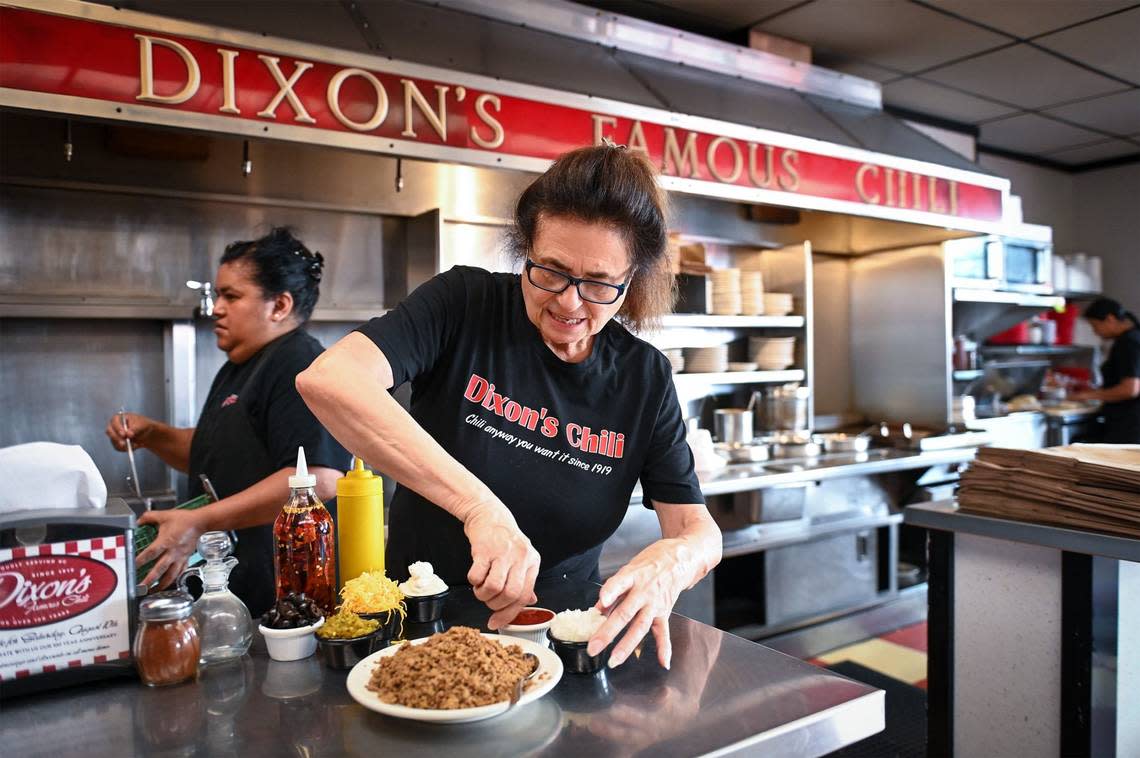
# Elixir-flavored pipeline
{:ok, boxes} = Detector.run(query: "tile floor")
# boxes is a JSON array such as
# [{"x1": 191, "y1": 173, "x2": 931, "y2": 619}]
[{"x1": 808, "y1": 621, "x2": 929, "y2": 689}]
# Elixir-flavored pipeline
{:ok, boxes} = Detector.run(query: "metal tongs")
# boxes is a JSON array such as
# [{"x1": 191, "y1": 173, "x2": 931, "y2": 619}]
[{"x1": 119, "y1": 407, "x2": 148, "y2": 509}]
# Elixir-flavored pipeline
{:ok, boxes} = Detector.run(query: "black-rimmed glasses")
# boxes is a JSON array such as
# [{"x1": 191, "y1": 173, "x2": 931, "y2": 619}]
[{"x1": 524, "y1": 259, "x2": 632, "y2": 305}]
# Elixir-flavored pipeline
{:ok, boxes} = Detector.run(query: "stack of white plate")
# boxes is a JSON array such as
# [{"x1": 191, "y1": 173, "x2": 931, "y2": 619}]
[
  {"x1": 663, "y1": 348, "x2": 685, "y2": 373},
  {"x1": 709, "y1": 268, "x2": 742, "y2": 315},
  {"x1": 763, "y1": 292, "x2": 795, "y2": 316},
  {"x1": 740, "y1": 270, "x2": 764, "y2": 315},
  {"x1": 748, "y1": 336, "x2": 796, "y2": 370},
  {"x1": 683, "y1": 345, "x2": 729, "y2": 373}
]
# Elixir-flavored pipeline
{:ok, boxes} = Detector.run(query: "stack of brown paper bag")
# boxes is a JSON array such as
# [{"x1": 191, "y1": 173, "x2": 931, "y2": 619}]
[{"x1": 957, "y1": 444, "x2": 1140, "y2": 539}]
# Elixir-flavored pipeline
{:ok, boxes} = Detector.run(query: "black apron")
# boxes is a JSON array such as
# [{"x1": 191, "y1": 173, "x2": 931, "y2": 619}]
[{"x1": 188, "y1": 341, "x2": 283, "y2": 617}]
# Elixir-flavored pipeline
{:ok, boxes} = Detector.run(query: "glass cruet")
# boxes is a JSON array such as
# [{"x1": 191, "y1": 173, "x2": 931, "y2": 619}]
[{"x1": 180, "y1": 531, "x2": 253, "y2": 665}]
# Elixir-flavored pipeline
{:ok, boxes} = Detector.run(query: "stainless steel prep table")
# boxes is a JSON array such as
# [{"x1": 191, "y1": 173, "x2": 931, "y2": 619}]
[{"x1": 0, "y1": 581, "x2": 884, "y2": 757}]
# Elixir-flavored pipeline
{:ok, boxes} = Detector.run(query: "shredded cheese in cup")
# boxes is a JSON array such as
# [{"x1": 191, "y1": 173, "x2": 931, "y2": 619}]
[
  {"x1": 339, "y1": 570, "x2": 407, "y2": 621},
  {"x1": 550, "y1": 608, "x2": 607, "y2": 643}
]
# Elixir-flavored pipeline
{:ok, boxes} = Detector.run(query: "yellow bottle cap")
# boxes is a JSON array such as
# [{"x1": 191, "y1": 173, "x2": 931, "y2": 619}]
[{"x1": 336, "y1": 456, "x2": 383, "y2": 498}]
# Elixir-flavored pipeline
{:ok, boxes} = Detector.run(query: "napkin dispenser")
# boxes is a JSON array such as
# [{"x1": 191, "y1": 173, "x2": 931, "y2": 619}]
[{"x1": 0, "y1": 499, "x2": 137, "y2": 697}]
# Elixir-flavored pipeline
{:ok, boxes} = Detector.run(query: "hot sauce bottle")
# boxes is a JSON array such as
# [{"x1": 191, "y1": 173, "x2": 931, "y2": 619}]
[{"x1": 273, "y1": 447, "x2": 336, "y2": 614}]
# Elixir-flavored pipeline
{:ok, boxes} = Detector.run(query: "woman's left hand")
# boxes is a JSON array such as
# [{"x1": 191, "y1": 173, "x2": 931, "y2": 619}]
[
  {"x1": 136, "y1": 508, "x2": 206, "y2": 589},
  {"x1": 588, "y1": 538, "x2": 696, "y2": 669}
]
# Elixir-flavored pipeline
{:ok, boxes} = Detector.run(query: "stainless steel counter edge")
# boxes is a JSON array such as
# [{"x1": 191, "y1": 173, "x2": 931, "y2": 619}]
[
  {"x1": 906, "y1": 500, "x2": 1140, "y2": 563},
  {"x1": 704, "y1": 689, "x2": 885, "y2": 758},
  {"x1": 630, "y1": 448, "x2": 976, "y2": 504}
]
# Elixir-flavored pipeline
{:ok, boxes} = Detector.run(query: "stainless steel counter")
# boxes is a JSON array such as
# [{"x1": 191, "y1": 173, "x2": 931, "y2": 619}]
[
  {"x1": 906, "y1": 500, "x2": 1140, "y2": 562},
  {"x1": 0, "y1": 581, "x2": 883, "y2": 757},
  {"x1": 631, "y1": 447, "x2": 976, "y2": 504}
]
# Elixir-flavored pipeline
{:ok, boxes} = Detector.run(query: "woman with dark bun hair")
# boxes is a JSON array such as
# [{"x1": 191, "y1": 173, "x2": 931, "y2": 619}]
[
  {"x1": 106, "y1": 227, "x2": 347, "y2": 614},
  {"x1": 1072, "y1": 296, "x2": 1140, "y2": 443},
  {"x1": 299, "y1": 145, "x2": 721, "y2": 670}
]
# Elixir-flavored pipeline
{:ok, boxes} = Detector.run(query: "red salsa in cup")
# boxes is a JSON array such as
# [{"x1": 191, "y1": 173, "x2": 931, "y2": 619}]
[{"x1": 511, "y1": 608, "x2": 554, "y2": 626}]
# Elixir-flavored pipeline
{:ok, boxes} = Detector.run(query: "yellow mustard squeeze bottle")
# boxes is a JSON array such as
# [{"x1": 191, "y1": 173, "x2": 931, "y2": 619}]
[{"x1": 336, "y1": 456, "x2": 384, "y2": 588}]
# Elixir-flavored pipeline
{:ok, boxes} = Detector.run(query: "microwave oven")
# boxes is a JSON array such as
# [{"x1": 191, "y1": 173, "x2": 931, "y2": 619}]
[{"x1": 946, "y1": 235, "x2": 1052, "y2": 293}]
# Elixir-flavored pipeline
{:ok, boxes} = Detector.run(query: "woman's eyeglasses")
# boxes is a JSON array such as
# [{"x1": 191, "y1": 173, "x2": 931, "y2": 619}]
[{"x1": 524, "y1": 259, "x2": 631, "y2": 305}]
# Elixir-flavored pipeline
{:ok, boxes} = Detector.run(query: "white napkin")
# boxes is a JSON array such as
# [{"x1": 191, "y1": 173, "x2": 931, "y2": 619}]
[{"x1": 0, "y1": 442, "x2": 108, "y2": 512}]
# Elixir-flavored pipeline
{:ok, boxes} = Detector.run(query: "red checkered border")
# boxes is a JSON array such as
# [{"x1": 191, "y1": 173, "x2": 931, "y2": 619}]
[{"x1": 4, "y1": 534, "x2": 126, "y2": 562}]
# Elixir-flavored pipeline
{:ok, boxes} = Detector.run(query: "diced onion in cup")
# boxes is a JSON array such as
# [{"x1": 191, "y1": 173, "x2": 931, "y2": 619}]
[{"x1": 550, "y1": 608, "x2": 607, "y2": 642}]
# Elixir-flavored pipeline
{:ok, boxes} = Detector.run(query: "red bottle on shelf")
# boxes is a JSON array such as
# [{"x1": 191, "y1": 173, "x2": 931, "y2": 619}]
[{"x1": 273, "y1": 447, "x2": 336, "y2": 614}]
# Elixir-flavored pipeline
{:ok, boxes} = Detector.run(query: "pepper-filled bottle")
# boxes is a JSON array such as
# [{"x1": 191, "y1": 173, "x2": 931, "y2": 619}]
[
  {"x1": 179, "y1": 531, "x2": 253, "y2": 664},
  {"x1": 273, "y1": 447, "x2": 336, "y2": 614},
  {"x1": 336, "y1": 456, "x2": 384, "y2": 589}
]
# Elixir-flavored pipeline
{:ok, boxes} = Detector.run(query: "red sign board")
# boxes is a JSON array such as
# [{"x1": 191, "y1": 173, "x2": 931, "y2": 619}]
[{"x1": 0, "y1": 3, "x2": 1006, "y2": 225}]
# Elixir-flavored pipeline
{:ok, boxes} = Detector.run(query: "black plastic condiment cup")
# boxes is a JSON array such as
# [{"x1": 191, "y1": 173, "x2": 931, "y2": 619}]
[
  {"x1": 547, "y1": 629, "x2": 609, "y2": 674},
  {"x1": 315, "y1": 628, "x2": 388, "y2": 670},
  {"x1": 403, "y1": 589, "x2": 449, "y2": 623}
]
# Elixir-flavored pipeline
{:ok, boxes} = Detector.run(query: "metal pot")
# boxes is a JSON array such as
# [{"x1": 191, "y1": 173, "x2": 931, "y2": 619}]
[
  {"x1": 714, "y1": 408, "x2": 753, "y2": 445},
  {"x1": 754, "y1": 385, "x2": 811, "y2": 434},
  {"x1": 816, "y1": 432, "x2": 870, "y2": 453}
]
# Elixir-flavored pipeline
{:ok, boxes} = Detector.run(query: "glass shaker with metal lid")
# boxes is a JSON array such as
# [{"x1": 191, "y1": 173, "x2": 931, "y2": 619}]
[
  {"x1": 134, "y1": 592, "x2": 200, "y2": 686},
  {"x1": 179, "y1": 531, "x2": 253, "y2": 665}
]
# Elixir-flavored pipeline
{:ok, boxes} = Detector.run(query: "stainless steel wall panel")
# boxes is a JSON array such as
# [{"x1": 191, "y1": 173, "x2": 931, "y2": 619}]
[
  {"x1": 850, "y1": 246, "x2": 952, "y2": 426},
  {"x1": 0, "y1": 318, "x2": 169, "y2": 498},
  {"x1": 0, "y1": 183, "x2": 401, "y2": 311}
]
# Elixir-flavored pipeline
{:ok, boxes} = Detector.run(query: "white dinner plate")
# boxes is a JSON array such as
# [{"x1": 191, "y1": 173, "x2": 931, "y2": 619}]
[{"x1": 345, "y1": 633, "x2": 563, "y2": 724}]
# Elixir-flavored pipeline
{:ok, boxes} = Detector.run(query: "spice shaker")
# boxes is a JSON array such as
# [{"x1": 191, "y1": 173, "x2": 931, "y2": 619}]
[{"x1": 134, "y1": 592, "x2": 200, "y2": 687}]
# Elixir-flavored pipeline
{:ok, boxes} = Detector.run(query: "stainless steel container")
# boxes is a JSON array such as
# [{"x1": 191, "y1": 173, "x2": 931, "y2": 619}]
[
  {"x1": 755, "y1": 386, "x2": 811, "y2": 434},
  {"x1": 714, "y1": 408, "x2": 753, "y2": 445}
]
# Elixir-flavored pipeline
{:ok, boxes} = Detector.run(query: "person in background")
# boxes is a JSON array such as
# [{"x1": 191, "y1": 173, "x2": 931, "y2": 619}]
[
  {"x1": 1072, "y1": 296, "x2": 1140, "y2": 444},
  {"x1": 297, "y1": 145, "x2": 721, "y2": 669},
  {"x1": 106, "y1": 227, "x2": 348, "y2": 614}
]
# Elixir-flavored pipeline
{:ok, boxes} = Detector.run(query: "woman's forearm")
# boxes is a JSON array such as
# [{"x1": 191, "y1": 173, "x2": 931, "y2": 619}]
[
  {"x1": 193, "y1": 465, "x2": 340, "y2": 532},
  {"x1": 139, "y1": 424, "x2": 195, "y2": 473},
  {"x1": 653, "y1": 503, "x2": 723, "y2": 589},
  {"x1": 296, "y1": 335, "x2": 507, "y2": 526}
]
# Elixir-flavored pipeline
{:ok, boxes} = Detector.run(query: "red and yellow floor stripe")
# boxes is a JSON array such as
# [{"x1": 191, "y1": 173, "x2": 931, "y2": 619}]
[{"x1": 807, "y1": 621, "x2": 928, "y2": 689}]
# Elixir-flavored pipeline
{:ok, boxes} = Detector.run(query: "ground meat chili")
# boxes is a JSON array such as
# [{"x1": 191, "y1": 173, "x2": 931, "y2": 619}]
[{"x1": 367, "y1": 626, "x2": 534, "y2": 709}]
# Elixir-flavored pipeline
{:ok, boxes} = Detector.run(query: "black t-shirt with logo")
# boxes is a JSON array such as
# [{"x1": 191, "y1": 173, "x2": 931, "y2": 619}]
[
  {"x1": 357, "y1": 266, "x2": 702, "y2": 585},
  {"x1": 1101, "y1": 326, "x2": 1140, "y2": 443},
  {"x1": 197, "y1": 329, "x2": 350, "y2": 475}
]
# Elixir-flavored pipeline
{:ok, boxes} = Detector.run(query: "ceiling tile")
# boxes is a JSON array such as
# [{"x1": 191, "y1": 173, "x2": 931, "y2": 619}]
[
  {"x1": 1035, "y1": 7, "x2": 1140, "y2": 84},
  {"x1": 883, "y1": 77, "x2": 1020, "y2": 122},
  {"x1": 1047, "y1": 138, "x2": 1140, "y2": 165},
  {"x1": 979, "y1": 113, "x2": 1105, "y2": 153},
  {"x1": 924, "y1": 43, "x2": 1124, "y2": 109},
  {"x1": 930, "y1": 0, "x2": 1135, "y2": 39},
  {"x1": 1041, "y1": 89, "x2": 1140, "y2": 137},
  {"x1": 754, "y1": 0, "x2": 1009, "y2": 73}
]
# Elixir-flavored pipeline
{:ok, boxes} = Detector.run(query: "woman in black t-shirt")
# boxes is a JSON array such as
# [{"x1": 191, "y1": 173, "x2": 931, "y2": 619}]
[
  {"x1": 1072, "y1": 297, "x2": 1140, "y2": 443},
  {"x1": 299, "y1": 146, "x2": 722, "y2": 669},
  {"x1": 106, "y1": 228, "x2": 347, "y2": 614}
]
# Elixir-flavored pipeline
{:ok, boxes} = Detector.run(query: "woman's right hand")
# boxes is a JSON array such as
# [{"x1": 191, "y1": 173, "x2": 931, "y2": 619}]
[
  {"x1": 463, "y1": 504, "x2": 541, "y2": 631},
  {"x1": 105, "y1": 411, "x2": 154, "y2": 451}
]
